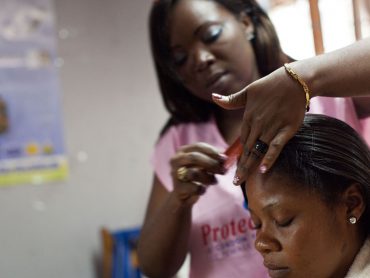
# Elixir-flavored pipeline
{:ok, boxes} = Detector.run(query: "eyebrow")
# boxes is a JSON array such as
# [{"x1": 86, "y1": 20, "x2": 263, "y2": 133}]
[{"x1": 247, "y1": 199, "x2": 280, "y2": 214}]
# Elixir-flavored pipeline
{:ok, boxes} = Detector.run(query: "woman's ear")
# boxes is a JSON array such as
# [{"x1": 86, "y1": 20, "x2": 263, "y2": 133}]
[
  {"x1": 238, "y1": 12, "x2": 255, "y2": 40},
  {"x1": 342, "y1": 183, "x2": 366, "y2": 223}
]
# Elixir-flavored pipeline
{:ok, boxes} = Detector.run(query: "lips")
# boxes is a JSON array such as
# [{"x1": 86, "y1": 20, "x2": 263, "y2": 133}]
[
  {"x1": 205, "y1": 71, "x2": 227, "y2": 89},
  {"x1": 264, "y1": 262, "x2": 290, "y2": 278}
]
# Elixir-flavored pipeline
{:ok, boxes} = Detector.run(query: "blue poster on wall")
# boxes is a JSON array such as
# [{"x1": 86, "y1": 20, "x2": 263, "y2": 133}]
[{"x1": 0, "y1": 0, "x2": 68, "y2": 186}]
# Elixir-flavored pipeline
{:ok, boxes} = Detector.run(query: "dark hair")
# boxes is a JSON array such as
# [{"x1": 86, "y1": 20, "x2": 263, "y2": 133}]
[
  {"x1": 270, "y1": 114, "x2": 370, "y2": 235},
  {"x1": 149, "y1": 0, "x2": 288, "y2": 127}
]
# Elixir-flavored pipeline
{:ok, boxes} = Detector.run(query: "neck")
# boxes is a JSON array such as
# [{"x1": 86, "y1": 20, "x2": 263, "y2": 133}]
[
  {"x1": 333, "y1": 233, "x2": 366, "y2": 278},
  {"x1": 215, "y1": 108, "x2": 244, "y2": 145}
]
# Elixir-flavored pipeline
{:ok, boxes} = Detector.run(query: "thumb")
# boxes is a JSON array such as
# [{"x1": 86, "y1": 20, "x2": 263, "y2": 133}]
[{"x1": 212, "y1": 86, "x2": 248, "y2": 110}]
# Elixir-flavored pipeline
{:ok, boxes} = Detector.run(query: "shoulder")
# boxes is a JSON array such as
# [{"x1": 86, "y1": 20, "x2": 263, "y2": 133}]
[
  {"x1": 157, "y1": 118, "x2": 217, "y2": 147},
  {"x1": 345, "y1": 237, "x2": 370, "y2": 278}
]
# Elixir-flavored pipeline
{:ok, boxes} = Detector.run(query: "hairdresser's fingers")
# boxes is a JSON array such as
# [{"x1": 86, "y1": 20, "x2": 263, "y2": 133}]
[
  {"x1": 239, "y1": 110, "x2": 253, "y2": 145},
  {"x1": 176, "y1": 181, "x2": 207, "y2": 205},
  {"x1": 172, "y1": 142, "x2": 227, "y2": 174},
  {"x1": 178, "y1": 142, "x2": 227, "y2": 162},
  {"x1": 233, "y1": 120, "x2": 284, "y2": 184},
  {"x1": 259, "y1": 126, "x2": 297, "y2": 173},
  {"x1": 233, "y1": 123, "x2": 261, "y2": 185},
  {"x1": 172, "y1": 167, "x2": 216, "y2": 205},
  {"x1": 173, "y1": 166, "x2": 218, "y2": 186},
  {"x1": 211, "y1": 86, "x2": 248, "y2": 110},
  {"x1": 171, "y1": 151, "x2": 226, "y2": 175}
]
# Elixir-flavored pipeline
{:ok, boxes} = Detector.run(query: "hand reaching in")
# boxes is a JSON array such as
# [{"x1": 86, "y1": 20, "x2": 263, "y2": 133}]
[{"x1": 212, "y1": 66, "x2": 307, "y2": 184}]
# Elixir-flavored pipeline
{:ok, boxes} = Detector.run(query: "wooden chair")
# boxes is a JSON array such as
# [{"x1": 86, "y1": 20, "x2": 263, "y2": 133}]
[{"x1": 101, "y1": 228, "x2": 114, "y2": 278}]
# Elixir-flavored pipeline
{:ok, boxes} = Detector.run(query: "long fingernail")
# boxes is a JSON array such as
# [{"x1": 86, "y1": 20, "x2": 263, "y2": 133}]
[
  {"x1": 259, "y1": 165, "x2": 267, "y2": 174},
  {"x1": 212, "y1": 93, "x2": 225, "y2": 100},
  {"x1": 233, "y1": 176, "x2": 241, "y2": 185},
  {"x1": 218, "y1": 153, "x2": 228, "y2": 160}
]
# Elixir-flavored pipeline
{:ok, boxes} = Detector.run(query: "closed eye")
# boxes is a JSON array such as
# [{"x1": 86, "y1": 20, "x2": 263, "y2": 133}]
[
  {"x1": 275, "y1": 218, "x2": 294, "y2": 228},
  {"x1": 202, "y1": 24, "x2": 223, "y2": 44}
]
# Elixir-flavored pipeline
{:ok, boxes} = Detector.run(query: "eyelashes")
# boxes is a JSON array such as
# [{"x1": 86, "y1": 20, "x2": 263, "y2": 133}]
[
  {"x1": 171, "y1": 24, "x2": 224, "y2": 67},
  {"x1": 250, "y1": 216, "x2": 295, "y2": 230},
  {"x1": 202, "y1": 24, "x2": 223, "y2": 43},
  {"x1": 275, "y1": 218, "x2": 294, "y2": 228}
]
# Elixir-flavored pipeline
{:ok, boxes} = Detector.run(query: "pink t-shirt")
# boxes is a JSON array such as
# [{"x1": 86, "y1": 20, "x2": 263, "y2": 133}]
[
  {"x1": 309, "y1": 97, "x2": 369, "y2": 144},
  {"x1": 150, "y1": 97, "x2": 368, "y2": 278},
  {"x1": 152, "y1": 119, "x2": 268, "y2": 278}
]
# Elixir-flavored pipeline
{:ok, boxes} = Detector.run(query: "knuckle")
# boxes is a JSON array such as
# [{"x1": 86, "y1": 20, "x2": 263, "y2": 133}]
[
  {"x1": 239, "y1": 164, "x2": 248, "y2": 174},
  {"x1": 270, "y1": 138, "x2": 282, "y2": 148},
  {"x1": 169, "y1": 157, "x2": 177, "y2": 167},
  {"x1": 177, "y1": 145, "x2": 187, "y2": 152},
  {"x1": 197, "y1": 142, "x2": 208, "y2": 148},
  {"x1": 254, "y1": 116, "x2": 263, "y2": 125},
  {"x1": 227, "y1": 94, "x2": 234, "y2": 103},
  {"x1": 187, "y1": 153, "x2": 197, "y2": 163},
  {"x1": 263, "y1": 154, "x2": 274, "y2": 162}
]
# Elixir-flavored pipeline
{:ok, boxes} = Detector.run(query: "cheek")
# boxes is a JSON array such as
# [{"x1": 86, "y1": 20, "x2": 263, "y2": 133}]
[
  {"x1": 281, "y1": 219, "x2": 346, "y2": 276},
  {"x1": 222, "y1": 38, "x2": 258, "y2": 82},
  {"x1": 172, "y1": 69, "x2": 202, "y2": 97}
]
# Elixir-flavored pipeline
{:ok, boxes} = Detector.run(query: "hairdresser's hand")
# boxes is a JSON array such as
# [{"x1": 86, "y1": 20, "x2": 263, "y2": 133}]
[
  {"x1": 170, "y1": 143, "x2": 227, "y2": 206},
  {"x1": 212, "y1": 66, "x2": 306, "y2": 184}
]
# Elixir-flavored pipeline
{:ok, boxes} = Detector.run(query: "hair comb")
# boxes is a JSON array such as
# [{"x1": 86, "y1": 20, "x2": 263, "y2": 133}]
[{"x1": 223, "y1": 136, "x2": 243, "y2": 170}]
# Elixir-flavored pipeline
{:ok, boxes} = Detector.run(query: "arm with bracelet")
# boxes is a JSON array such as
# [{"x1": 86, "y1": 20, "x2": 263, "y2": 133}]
[{"x1": 212, "y1": 37, "x2": 370, "y2": 185}]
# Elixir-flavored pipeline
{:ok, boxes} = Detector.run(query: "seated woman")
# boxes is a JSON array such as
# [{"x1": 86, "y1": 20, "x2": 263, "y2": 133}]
[{"x1": 243, "y1": 114, "x2": 370, "y2": 278}]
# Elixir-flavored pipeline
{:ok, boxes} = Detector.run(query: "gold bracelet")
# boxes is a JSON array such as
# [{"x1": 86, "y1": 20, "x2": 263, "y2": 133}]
[{"x1": 283, "y1": 63, "x2": 311, "y2": 112}]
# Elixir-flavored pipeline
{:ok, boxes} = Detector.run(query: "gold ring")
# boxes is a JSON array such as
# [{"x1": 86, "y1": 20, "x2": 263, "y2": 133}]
[{"x1": 177, "y1": 166, "x2": 189, "y2": 182}]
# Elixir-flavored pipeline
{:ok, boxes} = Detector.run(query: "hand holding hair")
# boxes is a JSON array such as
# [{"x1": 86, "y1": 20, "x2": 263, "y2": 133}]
[
  {"x1": 213, "y1": 37, "x2": 370, "y2": 184},
  {"x1": 212, "y1": 65, "x2": 306, "y2": 184}
]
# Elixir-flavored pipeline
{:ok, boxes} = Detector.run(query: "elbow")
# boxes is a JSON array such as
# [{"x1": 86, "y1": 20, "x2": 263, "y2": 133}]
[{"x1": 137, "y1": 240, "x2": 175, "y2": 278}]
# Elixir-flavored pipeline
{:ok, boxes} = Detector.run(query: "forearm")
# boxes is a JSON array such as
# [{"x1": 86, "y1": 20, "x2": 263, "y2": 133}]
[
  {"x1": 291, "y1": 38, "x2": 370, "y2": 98},
  {"x1": 138, "y1": 193, "x2": 192, "y2": 278}
]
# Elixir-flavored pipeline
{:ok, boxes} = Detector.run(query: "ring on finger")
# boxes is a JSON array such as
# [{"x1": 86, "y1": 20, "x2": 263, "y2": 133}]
[
  {"x1": 177, "y1": 166, "x2": 190, "y2": 182},
  {"x1": 254, "y1": 139, "x2": 269, "y2": 155}
]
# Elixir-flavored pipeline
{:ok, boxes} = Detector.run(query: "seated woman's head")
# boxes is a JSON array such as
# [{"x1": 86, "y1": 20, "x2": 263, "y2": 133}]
[{"x1": 244, "y1": 114, "x2": 370, "y2": 278}]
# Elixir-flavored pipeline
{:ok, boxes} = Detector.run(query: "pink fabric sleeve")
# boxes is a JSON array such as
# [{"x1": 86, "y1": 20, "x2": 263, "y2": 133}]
[
  {"x1": 360, "y1": 118, "x2": 370, "y2": 145},
  {"x1": 150, "y1": 126, "x2": 179, "y2": 192}
]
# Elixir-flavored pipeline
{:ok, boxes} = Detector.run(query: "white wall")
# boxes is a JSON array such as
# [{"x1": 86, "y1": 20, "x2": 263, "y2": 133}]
[{"x1": 0, "y1": 0, "x2": 166, "y2": 277}]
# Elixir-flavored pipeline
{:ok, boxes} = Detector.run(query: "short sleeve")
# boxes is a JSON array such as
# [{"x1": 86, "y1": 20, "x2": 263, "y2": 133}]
[{"x1": 150, "y1": 126, "x2": 179, "y2": 192}]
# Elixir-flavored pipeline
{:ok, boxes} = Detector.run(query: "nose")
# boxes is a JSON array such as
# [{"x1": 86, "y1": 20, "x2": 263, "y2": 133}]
[
  {"x1": 191, "y1": 46, "x2": 215, "y2": 72},
  {"x1": 254, "y1": 230, "x2": 281, "y2": 255}
]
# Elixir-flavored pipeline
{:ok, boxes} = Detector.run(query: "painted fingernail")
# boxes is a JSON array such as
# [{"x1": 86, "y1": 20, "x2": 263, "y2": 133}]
[
  {"x1": 233, "y1": 176, "x2": 241, "y2": 185},
  {"x1": 218, "y1": 153, "x2": 228, "y2": 160},
  {"x1": 260, "y1": 165, "x2": 267, "y2": 174},
  {"x1": 212, "y1": 93, "x2": 225, "y2": 100}
]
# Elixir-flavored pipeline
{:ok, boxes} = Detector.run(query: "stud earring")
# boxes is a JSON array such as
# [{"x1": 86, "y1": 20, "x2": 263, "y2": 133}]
[
  {"x1": 246, "y1": 32, "x2": 255, "y2": 41},
  {"x1": 349, "y1": 216, "x2": 357, "y2": 224}
]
